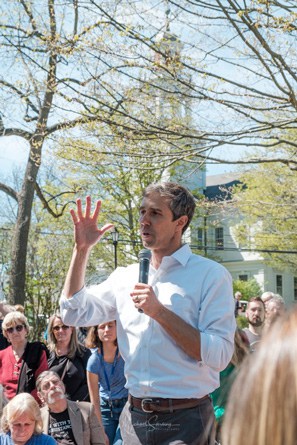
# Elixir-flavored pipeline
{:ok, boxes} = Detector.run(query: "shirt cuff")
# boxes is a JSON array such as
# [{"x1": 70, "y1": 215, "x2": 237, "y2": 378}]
[{"x1": 60, "y1": 286, "x2": 86, "y2": 309}]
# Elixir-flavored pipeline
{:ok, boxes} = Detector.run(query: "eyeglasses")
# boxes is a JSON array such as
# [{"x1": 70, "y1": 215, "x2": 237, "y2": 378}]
[
  {"x1": 6, "y1": 324, "x2": 25, "y2": 334},
  {"x1": 52, "y1": 325, "x2": 70, "y2": 332}
]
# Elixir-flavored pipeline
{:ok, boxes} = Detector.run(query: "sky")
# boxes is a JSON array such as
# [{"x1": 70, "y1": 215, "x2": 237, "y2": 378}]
[{"x1": 0, "y1": 136, "x2": 234, "y2": 181}]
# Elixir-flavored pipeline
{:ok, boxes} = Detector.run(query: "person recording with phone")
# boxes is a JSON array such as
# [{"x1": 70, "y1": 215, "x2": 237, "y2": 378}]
[{"x1": 60, "y1": 182, "x2": 236, "y2": 445}]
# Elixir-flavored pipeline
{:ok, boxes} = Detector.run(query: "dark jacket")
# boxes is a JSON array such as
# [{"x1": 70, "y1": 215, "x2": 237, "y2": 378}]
[{"x1": 16, "y1": 341, "x2": 49, "y2": 395}]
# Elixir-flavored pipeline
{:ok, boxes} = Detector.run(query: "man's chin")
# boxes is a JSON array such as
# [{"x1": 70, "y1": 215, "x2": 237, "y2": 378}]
[{"x1": 48, "y1": 392, "x2": 65, "y2": 404}]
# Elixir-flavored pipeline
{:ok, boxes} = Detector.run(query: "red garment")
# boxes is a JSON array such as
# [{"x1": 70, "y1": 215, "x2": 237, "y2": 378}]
[{"x1": 0, "y1": 344, "x2": 48, "y2": 402}]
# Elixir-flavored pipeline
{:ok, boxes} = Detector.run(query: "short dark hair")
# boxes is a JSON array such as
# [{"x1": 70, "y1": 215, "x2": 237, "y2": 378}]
[
  {"x1": 142, "y1": 182, "x2": 196, "y2": 234},
  {"x1": 247, "y1": 296, "x2": 265, "y2": 310}
]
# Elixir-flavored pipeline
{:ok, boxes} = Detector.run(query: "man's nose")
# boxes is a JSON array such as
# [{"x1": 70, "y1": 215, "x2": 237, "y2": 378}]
[{"x1": 140, "y1": 214, "x2": 150, "y2": 225}]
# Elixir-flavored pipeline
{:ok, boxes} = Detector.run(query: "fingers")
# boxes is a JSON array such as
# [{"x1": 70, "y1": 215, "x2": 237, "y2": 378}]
[
  {"x1": 92, "y1": 199, "x2": 102, "y2": 221},
  {"x1": 73, "y1": 197, "x2": 102, "y2": 223},
  {"x1": 70, "y1": 208, "x2": 78, "y2": 224},
  {"x1": 85, "y1": 195, "x2": 92, "y2": 218},
  {"x1": 76, "y1": 197, "x2": 83, "y2": 220},
  {"x1": 100, "y1": 223, "x2": 115, "y2": 235}
]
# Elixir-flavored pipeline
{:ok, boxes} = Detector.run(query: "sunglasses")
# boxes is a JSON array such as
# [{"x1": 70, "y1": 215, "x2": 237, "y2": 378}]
[
  {"x1": 52, "y1": 325, "x2": 70, "y2": 332},
  {"x1": 6, "y1": 324, "x2": 25, "y2": 334}
]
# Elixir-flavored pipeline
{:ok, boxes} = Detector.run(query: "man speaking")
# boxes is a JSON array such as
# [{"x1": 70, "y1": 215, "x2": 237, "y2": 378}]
[{"x1": 60, "y1": 182, "x2": 236, "y2": 445}]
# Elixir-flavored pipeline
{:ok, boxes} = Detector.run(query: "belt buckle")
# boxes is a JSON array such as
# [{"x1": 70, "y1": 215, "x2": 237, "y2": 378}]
[{"x1": 141, "y1": 398, "x2": 154, "y2": 413}]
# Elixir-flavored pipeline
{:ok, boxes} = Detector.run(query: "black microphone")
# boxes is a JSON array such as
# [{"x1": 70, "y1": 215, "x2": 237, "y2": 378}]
[{"x1": 137, "y1": 249, "x2": 151, "y2": 313}]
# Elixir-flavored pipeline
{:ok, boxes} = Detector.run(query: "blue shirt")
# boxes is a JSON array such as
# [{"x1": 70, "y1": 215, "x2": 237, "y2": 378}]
[
  {"x1": 0, "y1": 432, "x2": 56, "y2": 445},
  {"x1": 87, "y1": 350, "x2": 128, "y2": 400}
]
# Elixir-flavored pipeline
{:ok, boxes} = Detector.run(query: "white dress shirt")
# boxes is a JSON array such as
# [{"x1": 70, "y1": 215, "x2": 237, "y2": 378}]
[{"x1": 60, "y1": 244, "x2": 236, "y2": 398}]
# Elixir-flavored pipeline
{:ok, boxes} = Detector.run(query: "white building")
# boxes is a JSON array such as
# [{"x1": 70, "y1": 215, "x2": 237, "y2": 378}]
[{"x1": 203, "y1": 173, "x2": 297, "y2": 306}]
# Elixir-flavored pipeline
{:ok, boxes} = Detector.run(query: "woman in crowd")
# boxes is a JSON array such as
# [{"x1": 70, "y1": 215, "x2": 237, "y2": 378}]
[
  {"x1": 222, "y1": 306, "x2": 297, "y2": 445},
  {"x1": 86, "y1": 320, "x2": 127, "y2": 445},
  {"x1": 0, "y1": 312, "x2": 48, "y2": 403},
  {"x1": 47, "y1": 313, "x2": 91, "y2": 401},
  {"x1": 0, "y1": 392, "x2": 56, "y2": 444}
]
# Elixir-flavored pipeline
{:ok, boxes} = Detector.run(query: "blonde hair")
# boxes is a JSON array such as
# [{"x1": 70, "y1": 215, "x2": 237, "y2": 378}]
[
  {"x1": 1, "y1": 393, "x2": 43, "y2": 434},
  {"x1": 14, "y1": 304, "x2": 25, "y2": 313},
  {"x1": 47, "y1": 313, "x2": 83, "y2": 359},
  {"x1": 2, "y1": 311, "x2": 30, "y2": 339},
  {"x1": 222, "y1": 306, "x2": 297, "y2": 445}
]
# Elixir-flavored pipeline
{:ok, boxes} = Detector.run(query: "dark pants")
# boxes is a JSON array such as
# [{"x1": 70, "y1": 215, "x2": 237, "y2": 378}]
[{"x1": 119, "y1": 397, "x2": 215, "y2": 445}]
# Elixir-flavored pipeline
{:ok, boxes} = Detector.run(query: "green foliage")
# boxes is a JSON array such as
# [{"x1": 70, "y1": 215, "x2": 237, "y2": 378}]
[
  {"x1": 236, "y1": 315, "x2": 248, "y2": 329},
  {"x1": 232, "y1": 153, "x2": 297, "y2": 271},
  {"x1": 233, "y1": 278, "x2": 262, "y2": 300}
]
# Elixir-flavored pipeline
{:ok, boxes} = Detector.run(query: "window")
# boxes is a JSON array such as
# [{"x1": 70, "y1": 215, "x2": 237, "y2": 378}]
[
  {"x1": 238, "y1": 274, "x2": 248, "y2": 282},
  {"x1": 294, "y1": 277, "x2": 297, "y2": 301},
  {"x1": 215, "y1": 227, "x2": 224, "y2": 250},
  {"x1": 197, "y1": 228, "x2": 203, "y2": 248},
  {"x1": 276, "y1": 275, "x2": 283, "y2": 295}
]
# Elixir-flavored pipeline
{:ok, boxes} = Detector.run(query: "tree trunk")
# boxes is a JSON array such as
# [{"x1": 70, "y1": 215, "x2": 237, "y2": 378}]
[{"x1": 9, "y1": 145, "x2": 41, "y2": 305}]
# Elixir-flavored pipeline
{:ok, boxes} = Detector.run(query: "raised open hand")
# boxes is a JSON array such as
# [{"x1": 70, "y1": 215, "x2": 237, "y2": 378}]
[{"x1": 70, "y1": 196, "x2": 114, "y2": 249}]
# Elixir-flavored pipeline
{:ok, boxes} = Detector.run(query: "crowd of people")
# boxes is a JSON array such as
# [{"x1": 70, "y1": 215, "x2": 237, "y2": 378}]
[{"x1": 0, "y1": 181, "x2": 294, "y2": 445}]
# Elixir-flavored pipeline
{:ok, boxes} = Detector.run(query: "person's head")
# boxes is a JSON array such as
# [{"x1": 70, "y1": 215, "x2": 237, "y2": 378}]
[
  {"x1": 245, "y1": 297, "x2": 265, "y2": 327},
  {"x1": 1, "y1": 393, "x2": 43, "y2": 443},
  {"x1": 14, "y1": 304, "x2": 25, "y2": 313},
  {"x1": 230, "y1": 328, "x2": 250, "y2": 367},
  {"x1": 36, "y1": 370, "x2": 66, "y2": 406},
  {"x1": 47, "y1": 313, "x2": 82, "y2": 358},
  {"x1": 222, "y1": 305, "x2": 297, "y2": 445},
  {"x1": 140, "y1": 182, "x2": 196, "y2": 254},
  {"x1": 261, "y1": 291, "x2": 275, "y2": 306},
  {"x1": 2, "y1": 311, "x2": 30, "y2": 343},
  {"x1": 234, "y1": 291, "x2": 242, "y2": 301},
  {"x1": 85, "y1": 320, "x2": 117, "y2": 349},
  {"x1": 265, "y1": 295, "x2": 285, "y2": 326}
]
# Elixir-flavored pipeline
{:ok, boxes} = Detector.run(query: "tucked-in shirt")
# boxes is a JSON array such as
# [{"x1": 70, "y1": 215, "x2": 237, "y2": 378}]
[
  {"x1": 87, "y1": 350, "x2": 128, "y2": 400},
  {"x1": 0, "y1": 432, "x2": 56, "y2": 445},
  {"x1": 60, "y1": 244, "x2": 236, "y2": 398}
]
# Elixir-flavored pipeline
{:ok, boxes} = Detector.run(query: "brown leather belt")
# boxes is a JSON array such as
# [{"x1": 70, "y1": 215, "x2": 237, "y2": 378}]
[{"x1": 128, "y1": 394, "x2": 209, "y2": 413}]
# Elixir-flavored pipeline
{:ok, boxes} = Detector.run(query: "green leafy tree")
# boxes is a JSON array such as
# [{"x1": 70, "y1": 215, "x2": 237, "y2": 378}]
[
  {"x1": 232, "y1": 157, "x2": 297, "y2": 271},
  {"x1": 1, "y1": 0, "x2": 297, "y2": 304},
  {"x1": 233, "y1": 278, "x2": 262, "y2": 300}
]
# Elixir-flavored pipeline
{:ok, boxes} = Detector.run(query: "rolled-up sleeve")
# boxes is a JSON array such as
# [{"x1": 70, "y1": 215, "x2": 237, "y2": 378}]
[
  {"x1": 60, "y1": 279, "x2": 117, "y2": 327},
  {"x1": 199, "y1": 266, "x2": 236, "y2": 371}
]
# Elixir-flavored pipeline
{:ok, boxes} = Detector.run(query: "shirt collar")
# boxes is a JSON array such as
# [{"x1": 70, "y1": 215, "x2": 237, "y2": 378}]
[{"x1": 170, "y1": 243, "x2": 192, "y2": 267}]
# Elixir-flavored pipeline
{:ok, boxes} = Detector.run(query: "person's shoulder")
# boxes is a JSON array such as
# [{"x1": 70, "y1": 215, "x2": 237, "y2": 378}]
[
  {"x1": 87, "y1": 349, "x2": 100, "y2": 366},
  {"x1": 34, "y1": 433, "x2": 57, "y2": 444},
  {"x1": 74, "y1": 400, "x2": 94, "y2": 416},
  {"x1": 190, "y1": 252, "x2": 231, "y2": 274},
  {"x1": 68, "y1": 399, "x2": 92, "y2": 414},
  {"x1": 31, "y1": 341, "x2": 50, "y2": 357},
  {"x1": 80, "y1": 345, "x2": 91, "y2": 357},
  {"x1": 0, "y1": 432, "x2": 10, "y2": 444},
  {"x1": 40, "y1": 405, "x2": 49, "y2": 414}
]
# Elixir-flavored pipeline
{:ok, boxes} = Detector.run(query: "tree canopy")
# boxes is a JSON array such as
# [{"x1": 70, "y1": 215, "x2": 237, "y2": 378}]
[
  {"x1": 1, "y1": 0, "x2": 297, "y2": 302},
  {"x1": 232, "y1": 148, "x2": 297, "y2": 270}
]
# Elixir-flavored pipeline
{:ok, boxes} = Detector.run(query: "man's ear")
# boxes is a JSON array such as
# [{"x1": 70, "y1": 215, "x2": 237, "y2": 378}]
[{"x1": 176, "y1": 215, "x2": 188, "y2": 232}]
